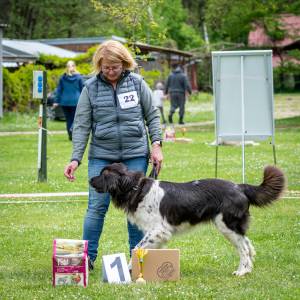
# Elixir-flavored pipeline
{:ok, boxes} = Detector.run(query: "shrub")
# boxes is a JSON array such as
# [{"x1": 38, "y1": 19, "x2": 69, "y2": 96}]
[
  {"x1": 3, "y1": 61, "x2": 94, "y2": 113},
  {"x1": 3, "y1": 49, "x2": 169, "y2": 112},
  {"x1": 273, "y1": 62, "x2": 300, "y2": 92}
]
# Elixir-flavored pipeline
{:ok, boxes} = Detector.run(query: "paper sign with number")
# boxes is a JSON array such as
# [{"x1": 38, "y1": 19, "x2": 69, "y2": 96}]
[
  {"x1": 117, "y1": 91, "x2": 139, "y2": 109},
  {"x1": 102, "y1": 253, "x2": 131, "y2": 284}
]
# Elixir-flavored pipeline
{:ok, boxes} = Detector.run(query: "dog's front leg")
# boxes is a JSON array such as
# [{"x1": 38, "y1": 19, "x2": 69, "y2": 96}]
[
  {"x1": 128, "y1": 231, "x2": 159, "y2": 272},
  {"x1": 135, "y1": 228, "x2": 172, "y2": 250},
  {"x1": 128, "y1": 228, "x2": 172, "y2": 271}
]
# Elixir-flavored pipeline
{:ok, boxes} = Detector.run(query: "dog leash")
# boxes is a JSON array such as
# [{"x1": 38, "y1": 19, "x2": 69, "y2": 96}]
[
  {"x1": 132, "y1": 163, "x2": 158, "y2": 192},
  {"x1": 148, "y1": 163, "x2": 158, "y2": 179}
]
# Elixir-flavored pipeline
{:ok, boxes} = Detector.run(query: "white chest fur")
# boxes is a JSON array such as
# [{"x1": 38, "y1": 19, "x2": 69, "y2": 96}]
[{"x1": 128, "y1": 181, "x2": 166, "y2": 232}]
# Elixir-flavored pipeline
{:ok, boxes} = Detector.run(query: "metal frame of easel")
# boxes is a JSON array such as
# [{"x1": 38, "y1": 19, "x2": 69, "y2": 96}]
[{"x1": 212, "y1": 50, "x2": 277, "y2": 183}]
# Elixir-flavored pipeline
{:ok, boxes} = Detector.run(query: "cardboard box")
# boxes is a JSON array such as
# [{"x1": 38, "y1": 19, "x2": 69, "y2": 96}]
[
  {"x1": 132, "y1": 249, "x2": 180, "y2": 282},
  {"x1": 52, "y1": 239, "x2": 88, "y2": 287}
]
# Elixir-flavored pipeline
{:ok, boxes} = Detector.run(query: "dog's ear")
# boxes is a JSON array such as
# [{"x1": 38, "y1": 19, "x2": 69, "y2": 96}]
[
  {"x1": 101, "y1": 169, "x2": 120, "y2": 193},
  {"x1": 119, "y1": 170, "x2": 144, "y2": 191},
  {"x1": 119, "y1": 173, "x2": 135, "y2": 191}
]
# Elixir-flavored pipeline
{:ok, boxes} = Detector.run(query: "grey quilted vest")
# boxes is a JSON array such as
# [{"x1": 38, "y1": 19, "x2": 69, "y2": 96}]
[{"x1": 85, "y1": 71, "x2": 149, "y2": 161}]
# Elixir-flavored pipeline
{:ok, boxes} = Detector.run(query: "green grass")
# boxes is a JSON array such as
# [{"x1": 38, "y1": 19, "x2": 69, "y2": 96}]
[
  {"x1": 0, "y1": 127, "x2": 299, "y2": 193},
  {"x1": 0, "y1": 198, "x2": 299, "y2": 299},
  {"x1": 0, "y1": 92, "x2": 299, "y2": 299},
  {"x1": 0, "y1": 111, "x2": 66, "y2": 132},
  {"x1": 1, "y1": 92, "x2": 299, "y2": 132}
]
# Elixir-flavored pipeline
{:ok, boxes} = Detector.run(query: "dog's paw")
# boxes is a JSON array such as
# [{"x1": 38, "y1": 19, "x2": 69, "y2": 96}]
[
  {"x1": 250, "y1": 249, "x2": 256, "y2": 261},
  {"x1": 232, "y1": 268, "x2": 252, "y2": 276}
]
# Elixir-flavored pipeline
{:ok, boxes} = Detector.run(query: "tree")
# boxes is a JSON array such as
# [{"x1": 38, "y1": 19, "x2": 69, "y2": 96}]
[
  {"x1": 205, "y1": 0, "x2": 300, "y2": 44},
  {"x1": 92, "y1": 0, "x2": 204, "y2": 49},
  {"x1": 1, "y1": 0, "x2": 204, "y2": 50},
  {"x1": 1, "y1": 0, "x2": 115, "y2": 39}
]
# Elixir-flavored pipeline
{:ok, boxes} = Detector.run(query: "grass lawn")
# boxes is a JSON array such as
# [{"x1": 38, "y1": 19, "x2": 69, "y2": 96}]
[
  {"x1": 1, "y1": 92, "x2": 299, "y2": 132},
  {"x1": 0, "y1": 92, "x2": 299, "y2": 299},
  {"x1": 0, "y1": 198, "x2": 299, "y2": 299}
]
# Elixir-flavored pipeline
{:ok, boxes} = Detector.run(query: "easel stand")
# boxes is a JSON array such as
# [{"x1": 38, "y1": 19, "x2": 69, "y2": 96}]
[
  {"x1": 214, "y1": 138, "x2": 277, "y2": 183},
  {"x1": 212, "y1": 50, "x2": 276, "y2": 183}
]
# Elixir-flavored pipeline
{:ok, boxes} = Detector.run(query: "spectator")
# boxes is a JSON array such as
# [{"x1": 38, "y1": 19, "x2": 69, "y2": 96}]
[
  {"x1": 54, "y1": 60, "x2": 84, "y2": 140},
  {"x1": 165, "y1": 64, "x2": 192, "y2": 124},
  {"x1": 63, "y1": 40, "x2": 163, "y2": 270},
  {"x1": 152, "y1": 82, "x2": 166, "y2": 124}
]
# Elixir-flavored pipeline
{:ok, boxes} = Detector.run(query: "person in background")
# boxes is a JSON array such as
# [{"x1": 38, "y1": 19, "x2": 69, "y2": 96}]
[
  {"x1": 165, "y1": 63, "x2": 192, "y2": 125},
  {"x1": 152, "y1": 82, "x2": 166, "y2": 124},
  {"x1": 63, "y1": 40, "x2": 163, "y2": 270},
  {"x1": 54, "y1": 60, "x2": 84, "y2": 140}
]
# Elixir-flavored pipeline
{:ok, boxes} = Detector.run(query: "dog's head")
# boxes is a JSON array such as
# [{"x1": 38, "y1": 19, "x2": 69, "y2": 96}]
[{"x1": 89, "y1": 163, "x2": 143, "y2": 197}]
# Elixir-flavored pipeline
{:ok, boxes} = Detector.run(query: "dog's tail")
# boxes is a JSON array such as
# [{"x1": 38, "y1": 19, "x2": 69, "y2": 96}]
[{"x1": 239, "y1": 166, "x2": 286, "y2": 207}]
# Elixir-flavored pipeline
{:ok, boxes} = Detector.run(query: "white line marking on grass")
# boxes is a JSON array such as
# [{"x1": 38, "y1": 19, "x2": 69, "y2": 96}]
[
  {"x1": 0, "y1": 192, "x2": 88, "y2": 199},
  {"x1": 0, "y1": 199, "x2": 87, "y2": 204},
  {"x1": 0, "y1": 130, "x2": 65, "y2": 136}
]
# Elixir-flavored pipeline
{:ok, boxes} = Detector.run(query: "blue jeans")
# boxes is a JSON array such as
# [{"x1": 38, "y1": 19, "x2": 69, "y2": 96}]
[
  {"x1": 83, "y1": 157, "x2": 148, "y2": 262},
  {"x1": 61, "y1": 106, "x2": 76, "y2": 138}
]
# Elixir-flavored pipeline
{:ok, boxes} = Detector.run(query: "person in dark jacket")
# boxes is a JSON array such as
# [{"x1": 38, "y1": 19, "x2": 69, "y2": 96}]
[
  {"x1": 54, "y1": 60, "x2": 84, "y2": 140},
  {"x1": 165, "y1": 64, "x2": 192, "y2": 124},
  {"x1": 63, "y1": 40, "x2": 163, "y2": 270}
]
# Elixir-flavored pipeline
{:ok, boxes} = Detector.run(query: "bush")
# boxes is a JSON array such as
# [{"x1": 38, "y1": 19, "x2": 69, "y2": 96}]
[
  {"x1": 273, "y1": 62, "x2": 300, "y2": 92},
  {"x1": 3, "y1": 62, "x2": 94, "y2": 113},
  {"x1": 3, "y1": 48, "x2": 169, "y2": 113},
  {"x1": 3, "y1": 64, "x2": 46, "y2": 112}
]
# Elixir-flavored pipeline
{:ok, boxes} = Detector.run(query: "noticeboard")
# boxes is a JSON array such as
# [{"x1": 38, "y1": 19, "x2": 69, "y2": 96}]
[{"x1": 212, "y1": 50, "x2": 275, "y2": 141}]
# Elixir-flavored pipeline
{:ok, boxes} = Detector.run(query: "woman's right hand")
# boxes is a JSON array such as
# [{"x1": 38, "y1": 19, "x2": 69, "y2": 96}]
[{"x1": 64, "y1": 161, "x2": 79, "y2": 181}]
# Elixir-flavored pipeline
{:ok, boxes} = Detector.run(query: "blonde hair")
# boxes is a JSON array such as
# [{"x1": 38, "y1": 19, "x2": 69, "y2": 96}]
[
  {"x1": 65, "y1": 60, "x2": 79, "y2": 75},
  {"x1": 93, "y1": 40, "x2": 137, "y2": 74}
]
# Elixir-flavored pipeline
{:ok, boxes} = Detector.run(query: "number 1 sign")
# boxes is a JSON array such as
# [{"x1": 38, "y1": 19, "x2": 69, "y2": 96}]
[{"x1": 102, "y1": 253, "x2": 131, "y2": 284}]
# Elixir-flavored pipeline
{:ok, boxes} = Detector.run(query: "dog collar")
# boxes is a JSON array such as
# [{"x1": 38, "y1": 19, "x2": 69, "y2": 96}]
[{"x1": 132, "y1": 177, "x2": 144, "y2": 191}]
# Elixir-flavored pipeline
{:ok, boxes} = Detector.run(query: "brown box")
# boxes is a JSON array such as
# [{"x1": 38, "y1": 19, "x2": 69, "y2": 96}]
[{"x1": 132, "y1": 249, "x2": 180, "y2": 282}]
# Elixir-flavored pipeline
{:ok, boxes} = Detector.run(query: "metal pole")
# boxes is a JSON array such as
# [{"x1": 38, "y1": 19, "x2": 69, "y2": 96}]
[
  {"x1": 38, "y1": 71, "x2": 47, "y2": 182},
  {"x1": 241, "y1": 56, "x2": 246, "y2": 183},
  {"x1": 215, "y1": 144, "x2": 218, "y2": 178},
  {"x1": 0, "y1": 26, "x2": 4, "y2": 118},
  {"x1": 272, "y1": 144, "x2": 277, "y2": 165}
]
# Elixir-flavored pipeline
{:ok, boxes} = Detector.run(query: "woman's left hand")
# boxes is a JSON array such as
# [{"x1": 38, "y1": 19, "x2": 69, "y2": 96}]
[{"x1": 150, "y1": 143, "x2": 163, "y2": 175}]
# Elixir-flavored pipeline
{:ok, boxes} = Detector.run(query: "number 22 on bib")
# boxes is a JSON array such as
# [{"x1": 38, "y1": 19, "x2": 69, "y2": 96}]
[{"x1": 118, "y1": 91, "x2": 139, "y2": 109}]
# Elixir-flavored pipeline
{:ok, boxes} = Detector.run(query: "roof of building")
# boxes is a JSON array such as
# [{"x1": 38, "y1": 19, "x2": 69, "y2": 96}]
[
  {"x1": 3, "y1": 44, "x2": 37, "y2": 62},
  {"x1": 3, "y1": 39, "x2": 78, "y2": 59},
  {"x1": 248, "y1": 14, "x2": 300, "y2": 48},
  {"x1": 36, "y1": 35, "x2": 194, "y2": 57},
  {"x1": 37, "y1": 35, "x2": 126, "y2": 46}
]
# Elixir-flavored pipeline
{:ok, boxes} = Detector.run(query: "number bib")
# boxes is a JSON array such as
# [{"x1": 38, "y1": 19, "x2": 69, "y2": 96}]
[{"x1": 117, "y1": 91, "x2": 139, "y2": 109}]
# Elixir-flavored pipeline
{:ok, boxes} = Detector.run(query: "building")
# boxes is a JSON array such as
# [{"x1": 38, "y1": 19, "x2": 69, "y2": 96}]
[
  {"x1": 3, "y1": 39, "x2": 78, "y2": 67},
  {"x1": 248, "y1": 14, "x2": 300, "y2": 67},
  {"x1": 37, "y1": 36, "x2": 198, "y2": 90}
]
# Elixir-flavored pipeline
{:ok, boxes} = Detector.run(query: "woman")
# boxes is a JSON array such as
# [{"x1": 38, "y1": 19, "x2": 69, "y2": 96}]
[
  {"x1": 63, "y1": 40, "x2": 163, "y2": 270},
  {"x1": 54, "y1": 60, "x2": 84, "y2": 140}
]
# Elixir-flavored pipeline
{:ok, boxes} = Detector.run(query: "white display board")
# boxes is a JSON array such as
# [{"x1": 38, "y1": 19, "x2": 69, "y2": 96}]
[
  {"x1": 211, "y1": 50, "x2": 276, "y2": 182},
  {"x1": 212, "y1": 50, "x2": 275, "y2": 141}
]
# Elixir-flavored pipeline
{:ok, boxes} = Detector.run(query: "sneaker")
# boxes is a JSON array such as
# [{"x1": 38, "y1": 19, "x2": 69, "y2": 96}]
[{"x1": 88, "y1": 256, "x2": 94, "y2": 271}]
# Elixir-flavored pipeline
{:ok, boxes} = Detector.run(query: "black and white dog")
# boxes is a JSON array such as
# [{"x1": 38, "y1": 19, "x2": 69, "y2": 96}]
[{"x1": 90, "y1": 163, "x2": 285, "y2": 276}]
